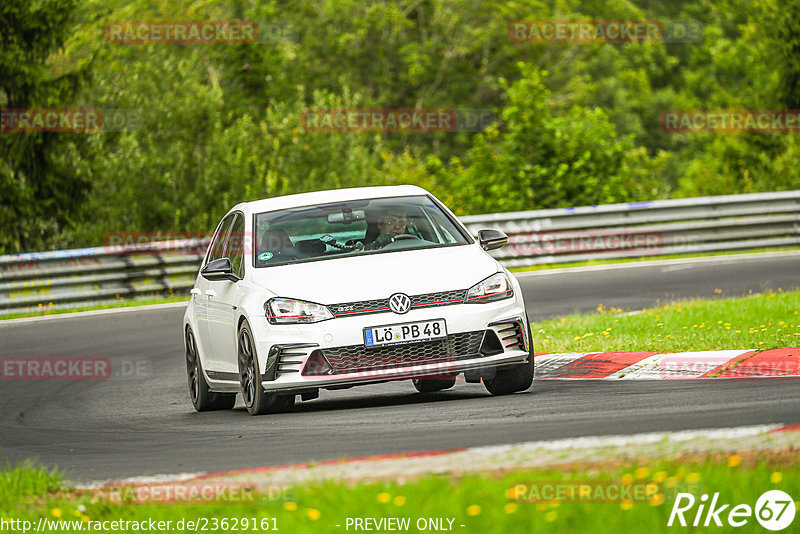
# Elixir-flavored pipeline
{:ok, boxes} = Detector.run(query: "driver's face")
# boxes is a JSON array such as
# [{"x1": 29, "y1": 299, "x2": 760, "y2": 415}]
[{"x1": 378, "y1": 213, "x2": 407, "y2": 235}]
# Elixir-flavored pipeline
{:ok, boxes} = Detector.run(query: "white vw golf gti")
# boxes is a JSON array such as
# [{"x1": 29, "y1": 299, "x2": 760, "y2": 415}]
[{"x1": 183, "y1": 185, "x2": 533, "y2": 415}]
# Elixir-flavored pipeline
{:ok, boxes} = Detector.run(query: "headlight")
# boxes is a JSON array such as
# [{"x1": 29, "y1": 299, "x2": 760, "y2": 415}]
[
  {"x1": 265, "y1": 298, "x2": 333, "y2": 324},
  {"x1": 465, "y1": 273, "x2": 514, "y2": 303}
]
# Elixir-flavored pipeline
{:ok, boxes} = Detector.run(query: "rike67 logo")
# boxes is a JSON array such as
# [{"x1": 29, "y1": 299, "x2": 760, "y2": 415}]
[{"x1": 668, "y1": 490, "x2": 796, "y2": 530}]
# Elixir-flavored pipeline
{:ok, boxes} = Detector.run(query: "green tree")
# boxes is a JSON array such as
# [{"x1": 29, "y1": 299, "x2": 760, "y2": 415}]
[
  {"x1": 760, "y1": 0, "x2": 800, "y2": 109},
  {"x1": 10, "y1": 0, "x2": 799, "y2": 251},
  {"x1": 0, "y1": 0, "x2": 90, "y2": 253},
  {"x1": 442, "y1": 64, "x2": 665, "y2": 215}
]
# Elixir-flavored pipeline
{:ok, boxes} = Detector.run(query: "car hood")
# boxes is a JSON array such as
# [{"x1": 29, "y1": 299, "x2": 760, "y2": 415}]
[{"x1": 250, "y1": 244, "x2": 500, "y2": 303}]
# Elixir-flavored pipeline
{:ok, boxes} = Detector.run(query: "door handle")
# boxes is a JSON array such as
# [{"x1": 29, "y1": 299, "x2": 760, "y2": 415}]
[{"x1": 205, "y1": 289, "x2": 217, "y2": 297}]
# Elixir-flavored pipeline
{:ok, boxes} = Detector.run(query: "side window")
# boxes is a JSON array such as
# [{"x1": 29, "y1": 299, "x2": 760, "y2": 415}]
[
  {"x1": 226, "y1": 214, "x2": 245, "y2": 278},
  {"x1": 206, "y1": 214, "x2": 235, "y2": 264}
]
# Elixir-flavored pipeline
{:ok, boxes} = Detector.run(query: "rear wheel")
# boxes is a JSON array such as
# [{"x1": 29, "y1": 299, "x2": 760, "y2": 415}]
[
  {"x1": 185, "y1": 326, "x2": 236, "y2": 411},
  {"x1": 483, "y1": 322, "x2": 535, "y2": 396},
  {"x1": 238, "y1": 320, "x2": 295, "y2": 416},
  {"x1": 412, "y1": 376, "x2": 456, "y2": 393}
]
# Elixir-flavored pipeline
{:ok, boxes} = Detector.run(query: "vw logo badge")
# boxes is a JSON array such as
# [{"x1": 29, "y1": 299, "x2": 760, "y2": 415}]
[{"x1": 389, "y1": 293, "x2": 411, "y2": 314}]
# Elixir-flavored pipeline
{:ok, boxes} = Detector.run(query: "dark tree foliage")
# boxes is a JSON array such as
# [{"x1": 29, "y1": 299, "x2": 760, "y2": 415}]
[
  {"x1": 0, "y1": 0, "x2": 90, "y2": 253},
  {"x1": 2, "y1": 0, "x2": 799, "y2": 252}
]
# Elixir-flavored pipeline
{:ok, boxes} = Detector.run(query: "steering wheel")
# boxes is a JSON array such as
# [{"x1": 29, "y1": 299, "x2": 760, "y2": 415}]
[
  {"x1": 373, "y1": 233, "x2": 424, "y2": 251},
  {"x1": 391, "y1": 234, "x2": 419, "y2": 241},
  {"x1": 320, "y1": 234, "x2": 363, "y2": 251}
]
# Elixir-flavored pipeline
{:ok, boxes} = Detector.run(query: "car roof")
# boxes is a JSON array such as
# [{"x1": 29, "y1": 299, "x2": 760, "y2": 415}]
[{"x1": 234, "y1": 185, "x2": 432, "y2": 215}]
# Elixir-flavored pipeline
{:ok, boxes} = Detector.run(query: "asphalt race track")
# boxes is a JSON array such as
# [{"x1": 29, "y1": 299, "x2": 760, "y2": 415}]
[{"x1": 1, "y1": 252, "x2": 799, "y2": 482}]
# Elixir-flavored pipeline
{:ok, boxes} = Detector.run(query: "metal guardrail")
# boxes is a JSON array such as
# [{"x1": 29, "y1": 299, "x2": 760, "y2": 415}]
[
  {"x1": 1, "y1": 191, "x2": 799, "y2": 315},
  {"x1": 0, "y1": 240, "x2": 209, "y2": 315},
  {"x1": 460, "y1": 190, "x2": 800, "y2": 267}
]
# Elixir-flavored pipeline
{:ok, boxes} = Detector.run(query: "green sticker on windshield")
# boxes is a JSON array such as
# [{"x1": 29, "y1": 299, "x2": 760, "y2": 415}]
[{"x1": 258, "y1": 252, "x2": 274, "y2": 262}]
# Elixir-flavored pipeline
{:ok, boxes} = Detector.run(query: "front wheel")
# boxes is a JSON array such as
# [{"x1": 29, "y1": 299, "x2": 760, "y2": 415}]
[
  {"x1": 185, "y1": 326, "x2": 236, "y2": 412},
  {"x1": 238, "y1": 320, "x2": 295, "y2": 416},
  {"x1": 483, "y1": 322, "x2": 535, "y2": 396}
]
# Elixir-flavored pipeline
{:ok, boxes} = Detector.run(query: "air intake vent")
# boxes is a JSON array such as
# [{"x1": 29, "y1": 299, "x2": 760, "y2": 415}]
[
  {"x1": 266, "y1": 343, "x2": 318, "y2": 380},
  {"x1": 488, "y1": 318, "x2": 528, "y2": 352}
]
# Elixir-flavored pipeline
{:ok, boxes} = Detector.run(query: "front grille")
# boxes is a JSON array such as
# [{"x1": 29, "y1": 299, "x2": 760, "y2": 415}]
[
  {"x1": 410, "y1": 289, "x2": 468, "y2": 308},
  {"x1": 329, "y1": 297, "x2": 388, "y2": 316},
  {"x1": 309, "y1": 330, "x2": 486, "y2": 375},
  {"x1": 329, "y1": 289, "x2": 467, "y2": 318}
]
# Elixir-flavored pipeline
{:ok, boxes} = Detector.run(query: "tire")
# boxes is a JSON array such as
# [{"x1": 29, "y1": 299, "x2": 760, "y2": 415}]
[
  {"x1": 185, "y1": 326, "x2": 236, "y2": 412},
  {"x1": 412, "y1": 376, "x2": 456, "y2": 393},
  {"x1": 238, "y1": 320, "x2": 295, "y2": 416},
  {"x1": 483, "y1": 321, "x2": 535, "y2": 396}
]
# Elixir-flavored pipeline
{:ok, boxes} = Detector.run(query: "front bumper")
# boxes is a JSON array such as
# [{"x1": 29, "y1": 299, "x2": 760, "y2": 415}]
[{"x1": 251, "y1": 298, "x2": 530, "y2": 392}]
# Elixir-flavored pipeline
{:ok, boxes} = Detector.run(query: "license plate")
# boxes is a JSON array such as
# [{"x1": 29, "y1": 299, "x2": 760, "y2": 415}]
[{"x1": 364, "y1": 319, "x2": 447, "y2": 348}]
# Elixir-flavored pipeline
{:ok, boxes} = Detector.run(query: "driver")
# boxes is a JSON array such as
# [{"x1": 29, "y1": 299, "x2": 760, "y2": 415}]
[{"x1": 369, "y1": 208, "x2": 409, "y2": 249}]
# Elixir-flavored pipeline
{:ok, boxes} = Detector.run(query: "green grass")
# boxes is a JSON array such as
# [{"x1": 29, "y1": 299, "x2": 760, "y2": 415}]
[
  {"x1": 0, "y1": 296, "x2": 188, "y2": 321},
  {"x1": 534, "y1": 289, "x2": 799, "y2": 353},
  {"x1": 1, "y1": 453, "x2": 797, "y2": 533},
  {"x1": 508, "y1": 246, "x2": 800, "y2": 273},
  {"x1": 0, "y1": 462, "x2": 63, "y2": 504}
]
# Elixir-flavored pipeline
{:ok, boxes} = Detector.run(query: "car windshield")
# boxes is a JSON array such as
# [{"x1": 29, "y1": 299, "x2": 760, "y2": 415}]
[{"x1": 253, "y1": 195, "x2": 470, "y2": 267}]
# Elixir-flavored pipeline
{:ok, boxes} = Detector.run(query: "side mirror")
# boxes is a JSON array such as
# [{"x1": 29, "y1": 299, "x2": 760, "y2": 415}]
[
  {"x1": 477, "y1": 229, "x2": 508, "y2": 251},
  {"x1": 201, "y1": 257, "x2": 240, "y2": 282}
]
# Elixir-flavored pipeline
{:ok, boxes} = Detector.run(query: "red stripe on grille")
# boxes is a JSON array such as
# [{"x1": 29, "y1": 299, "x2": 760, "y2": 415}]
[
  {"x1": 333, "y1": 307, "x2": 390, "y2": 316},
  {"x1": 411, "y1": 297, "x2": 465, "y2": 307},
  {"x1": 332, "y1": 297, "x2": 465, "y2": 316}
]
